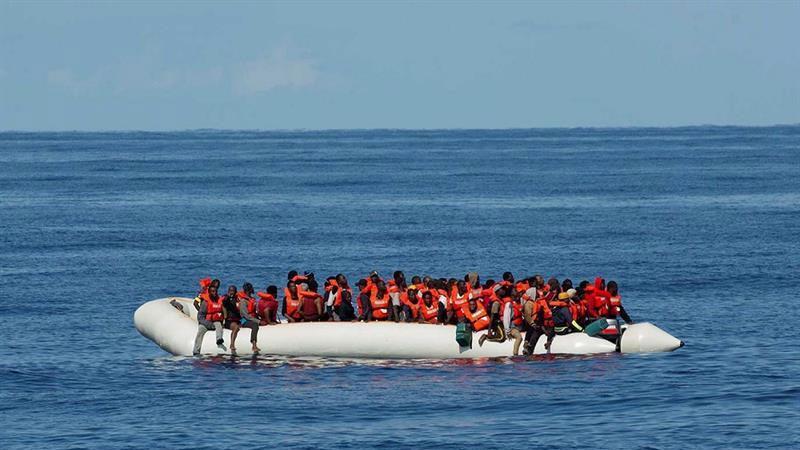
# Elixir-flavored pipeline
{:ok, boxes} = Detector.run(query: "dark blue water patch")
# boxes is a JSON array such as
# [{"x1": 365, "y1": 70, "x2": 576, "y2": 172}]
[{"x1": 1, "y1": 127, "x2": 799, "y2": 449}]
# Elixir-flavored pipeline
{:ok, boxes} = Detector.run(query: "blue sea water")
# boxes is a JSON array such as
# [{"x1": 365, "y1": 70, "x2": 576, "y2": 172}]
[{"x1": 1, "y1": 127, "x2": 799, "y2": 449}]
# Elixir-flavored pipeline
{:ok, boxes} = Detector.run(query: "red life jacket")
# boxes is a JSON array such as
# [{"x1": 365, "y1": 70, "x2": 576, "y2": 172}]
[
  {"x1": 301, "y1": 296, "x2": 320, "y2": 319},
  {"x1": 201, "y1": 292, "x2": 223, "y2": 322},
  {"x1": 605, "y1": 294, "x2": 622, "y2": 318},
  {"x1": 370, "y1": 290, "x2": 390, "y2": 320},
  {"x1": 419, "y1": 301, "x2": 439, "y2": 323},
  {"x1": 461, "y1": 302, "x2": 491, "y2": 331},
  {"x1": 256, "y1": 292, "x2": 278, "y2": 322},
  {"x1": 284, "y1": 288, "x2": 302, "y2": 320}
]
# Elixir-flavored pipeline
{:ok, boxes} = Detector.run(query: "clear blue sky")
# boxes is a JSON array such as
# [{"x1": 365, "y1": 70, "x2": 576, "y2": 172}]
[{"x1": 1, "y1": 1, "x2": 798, "y2": 130}]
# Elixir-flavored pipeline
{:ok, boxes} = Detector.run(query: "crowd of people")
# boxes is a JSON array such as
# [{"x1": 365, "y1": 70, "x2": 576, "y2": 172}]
[{"x1": 186, "y1": 270, "x2": 633, "y2": 356}]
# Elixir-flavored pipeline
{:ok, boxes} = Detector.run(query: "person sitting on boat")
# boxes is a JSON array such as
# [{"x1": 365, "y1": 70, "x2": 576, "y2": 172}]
[
  {"x1": 365, "y1": 280, "x2": 392, "y2": 321},
  {"x1": 551, "y1": 291, "x2": 583, "y2": 336},
  {"x1": 193, "y1": 282, "x2": 226, "y2": 355},
  {"x1": 388, "y1": 271, "x2": 408, "y2": 321},
  {"x1": 256, "y1": 285, "x2": 279, "y2": 325},
  {"x1": 447, "y1": 280, "x2": 472, "y2": 324},
  {"x1": 222, "y1": 285, "x2": 242, "y2": 350},
  {"x1": 282, "y1": 281, "x2": 303, "y2": 323},
  {"x1": 477, "y1": 286, "x2": 508, "y2": 346},
  {"x1": 400, "y1": 285, "x2": 421, "y2": 322},
  {"x1": 356, "y1": 278, "x2": 369, "y2": 320},
  {"x1": 604, "y1": 280, "x2": 633, "y2": 325},
  {"x1": 521, "y1": 288, "x2": 555, "y2": 355},
  {"x1": 326, "y1": 274, "x2": 355, "y2": 321},
  {"x1": 417, "y1": 291, "x2": 444, "y2": 324},
  {"x1": 461, "y1": 297, "x2": 491, "y2": 333},
  {"x1": 237, "y1": 282, "x2": 261, "y2": 354},
  {"x1": 504, "y1": 289, "x2": 525, "y2": 355},
  {"x1": 568, "y1": 288, "x2": 587, "y2": 328},
  {"x1": 582, "y1": 283, "x2": 597, "y2": 321},
  {"x1": 587, "y1": 277, "x2": 611, "y2": 319},
  {"x1": 299, "y1": 282, "x2": 324, "y2": 322},
  {"x1": 193, "y1": 277, "x2": 219, "y2": 310}
]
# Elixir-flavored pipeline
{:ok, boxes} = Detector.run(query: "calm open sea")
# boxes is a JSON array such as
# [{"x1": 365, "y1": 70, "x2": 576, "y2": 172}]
[{"x1": 1, "y1": 127, "x2": 799, "y2": 449}]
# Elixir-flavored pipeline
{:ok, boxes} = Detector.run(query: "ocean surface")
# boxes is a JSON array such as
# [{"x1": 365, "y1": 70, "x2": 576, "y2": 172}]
[{"x1": 1, "y1": 127, "x2": 799, "y2": 449}]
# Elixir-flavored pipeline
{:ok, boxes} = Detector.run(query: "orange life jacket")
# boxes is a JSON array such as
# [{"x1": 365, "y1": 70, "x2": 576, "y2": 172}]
[
  {"x1": 201, "y1": 292, "x2": 224, "y2": 322},
  {"x1": 401, "y1": 293, "x2": 420, "y2": 319},
  {"x1": 370, "y1": 290, "x2": 390, "y2": 320},
  {"x1": 570, "y1": 301, "x2": 585, "y2": 323},
  {"x1": 510, "y1": 301, "x2": 523, "y2": 326},
  {"x1": 284, "y1": 288, "x2": 302, "y2": 320},
  {"x1": 449, "y1": 287, "x2": 471, "y2": 318},
  {"x1": 325, "y1": 280, "x2": 352, "y2": 307},
  {"x1": 419, "y1": 301, "x2": 439, "y2": 323},
  {"x1": 237, "y1": 291, "x2": 257, "y2": 316},
  {"x1": 461, "y1": 302, "x2": 491, "y2": 331},
  {"x1": 533, "y1": 298, "x2": 553, "y2": 327}
]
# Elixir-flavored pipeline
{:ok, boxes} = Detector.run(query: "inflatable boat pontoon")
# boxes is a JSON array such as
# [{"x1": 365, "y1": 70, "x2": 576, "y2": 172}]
[{"x1": 135, "y1": 298, "x2": 683, "y2": 358}]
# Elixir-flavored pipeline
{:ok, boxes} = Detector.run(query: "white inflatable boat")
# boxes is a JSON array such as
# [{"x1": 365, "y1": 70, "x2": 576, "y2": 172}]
[{"x1": 134, "y1": 297, "x2": 684, "y2": 358}]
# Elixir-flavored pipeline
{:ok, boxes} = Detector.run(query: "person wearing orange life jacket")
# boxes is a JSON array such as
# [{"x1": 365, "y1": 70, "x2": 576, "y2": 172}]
[
  {"x1": 447, "y1": 280, "x2": 472, "y2": 324},
  {"x1": 193, "y1": 283, "x2": 227, "y2": 355},
  {"x1": 477, "y1": 285, "x2": 510, "y2": 347},
  {"x1": 489, "y1": 287, "x2": 524, "y2": 355},
  {"x1": 363, "y1": 271, "x2": 383, "y2": 294},
  {"x1": 604, "y1": 280, "x2": 633, "y2": 340},
  {"x1": 603, "y1": 280, "x2": 632, "y2": 322},
  {"x1": 365, "y1": 280, "x2": 392, "y2": 321},
  {"x1": 282, "y1": 281, "x2": 304, "y2": 323},
  {"x1": 193, "y1": 277, "x2": 219, "y2": 310},
  {"x1": 400, "y1": 285, "x2": 422, "y2": 322},
  {"x1": 478, "y1": 279, "x2": 498, "y2": 309},
  {"x1": 235, "y1": 282, "x2": 261, "y2": 354},
  {"x1": 521, "y1": 287, "x2": 555, "y2": 355},
  {"x1": 417, "y1": 291, "x2": 445, "y2": 324},
  {"x1": 461, "y1": 297, "x2": 491, "y2": 332},
  {"x1": 567, "y1": 288, "x2": 587, "y2": 328},
  {"x1": 256, "y1": 285, "x2": 279, "y2": 325},
  {"x1": 326, "y1": 274, "x2": 355, "y2": 321}
]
